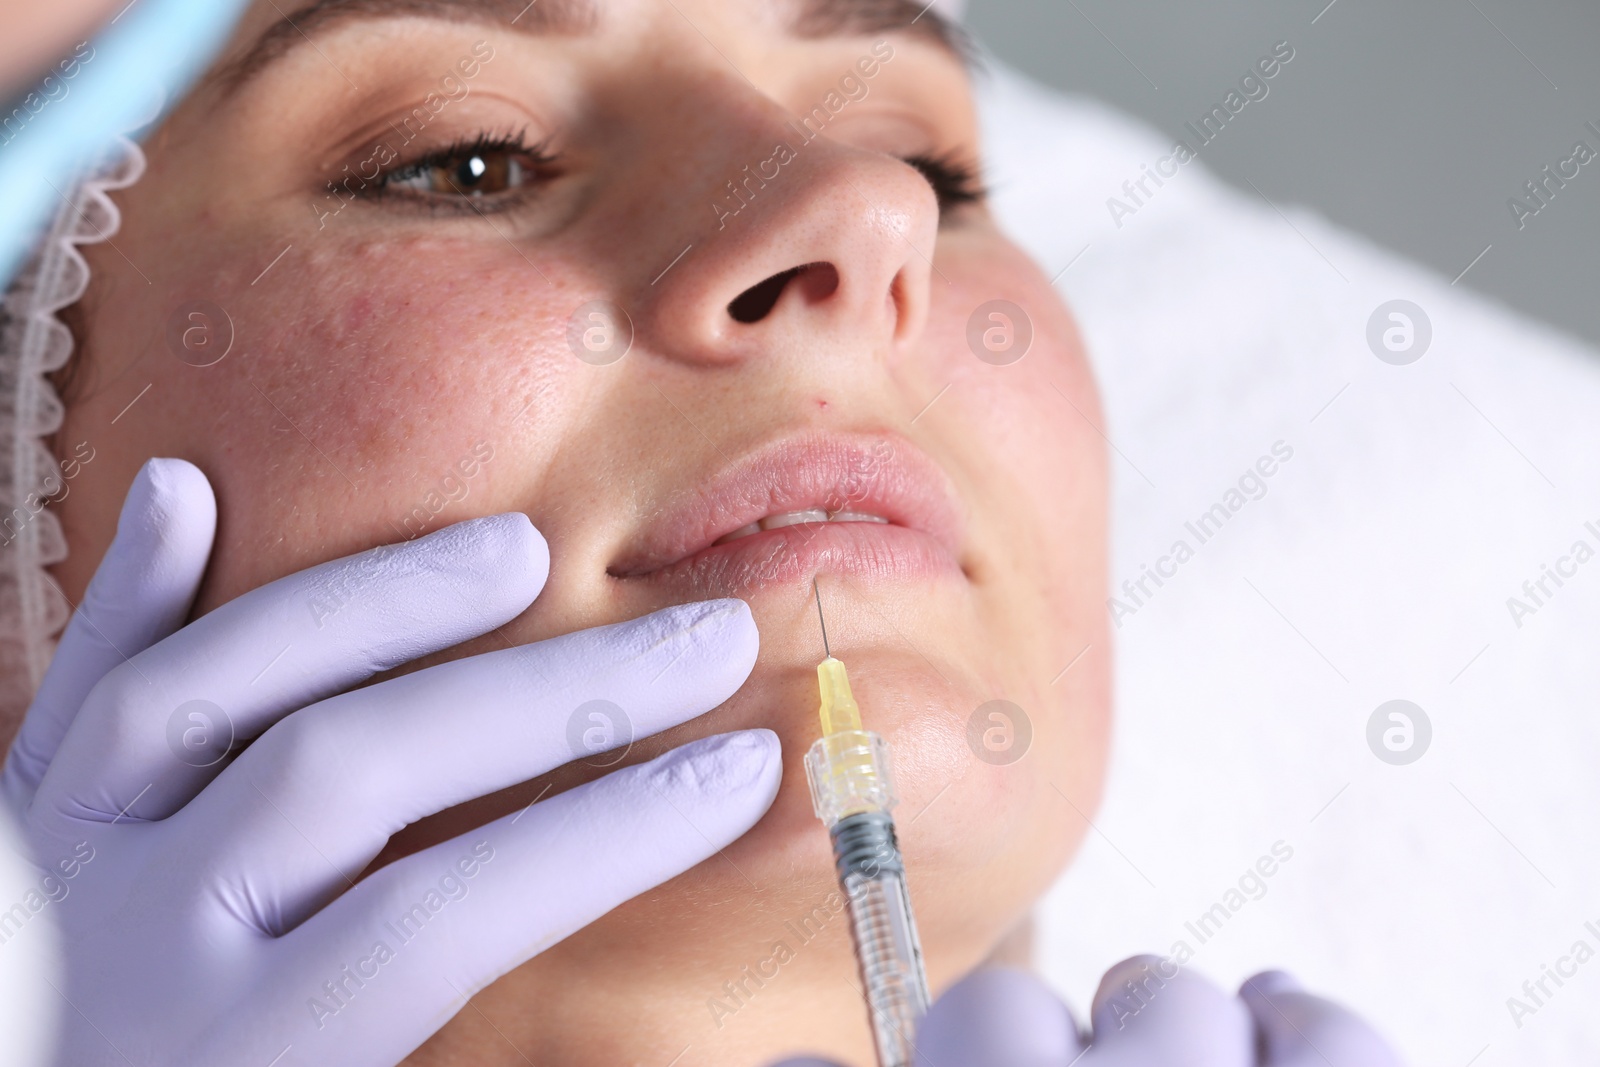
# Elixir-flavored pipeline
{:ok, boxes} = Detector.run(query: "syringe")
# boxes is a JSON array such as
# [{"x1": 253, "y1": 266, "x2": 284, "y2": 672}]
[{"x1": 802, "y1": 579, "x2": 931, "y2": 1067}]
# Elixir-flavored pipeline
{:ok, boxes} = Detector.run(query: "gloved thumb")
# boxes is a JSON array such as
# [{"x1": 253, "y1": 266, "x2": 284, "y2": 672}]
[
  {"x1": 1240, "y1": 971, "x2": 1405, "y2": 1067},
  {"x1": 2, "y1": 457, "x2": 215, "y2": 808},
  {"x1": 914, "y1": 966, "x2": 1082, "y2": 1067},
  {"x1": 1084, "y1": 955, "x2": 1251, "y2": 1065},
  {"x1": 770, "y1": 967, "x2": 1083, "y2": 1067}
]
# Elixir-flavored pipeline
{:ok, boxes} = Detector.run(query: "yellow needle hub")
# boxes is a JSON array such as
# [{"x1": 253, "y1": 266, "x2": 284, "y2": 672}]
[
  {"x1": 818, "y1": 656, "x2": 863, "y2": 735},
  {"x1": 805, "y1": 584, "x2": 896, "y2": 827}
]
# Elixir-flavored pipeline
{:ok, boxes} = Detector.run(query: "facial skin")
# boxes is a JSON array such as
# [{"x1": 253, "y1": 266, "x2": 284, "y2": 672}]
[
  {"x1": 0, "y1": 0, "x2": 122, "y2": 96},
  {"x1": 41, "y1": 1, "x2": 1111, "y2": 1064}
]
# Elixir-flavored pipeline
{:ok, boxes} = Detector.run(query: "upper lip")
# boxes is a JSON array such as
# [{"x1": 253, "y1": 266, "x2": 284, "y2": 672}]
[{"x1": 608, "y1": 431, "x2": 966, "y2": 577}]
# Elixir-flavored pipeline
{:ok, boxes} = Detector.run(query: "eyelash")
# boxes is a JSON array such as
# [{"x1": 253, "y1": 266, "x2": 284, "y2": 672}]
[
  {"x1": 903, "y1": 153, "x2": 987, "y2": 214},
  {"x1": 363, "y1": 134, "x2": 986, "y2": 218}
]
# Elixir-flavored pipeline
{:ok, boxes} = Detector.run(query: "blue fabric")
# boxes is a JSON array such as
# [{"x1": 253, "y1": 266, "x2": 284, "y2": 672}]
[{"x1": 0, "y1": 0, "x2": 254, "y2": 284}]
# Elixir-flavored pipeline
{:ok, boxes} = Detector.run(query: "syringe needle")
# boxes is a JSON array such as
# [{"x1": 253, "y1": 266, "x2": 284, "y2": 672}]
[{"x1": 813, "y1": 576, "x2": 830, "y2": 659}]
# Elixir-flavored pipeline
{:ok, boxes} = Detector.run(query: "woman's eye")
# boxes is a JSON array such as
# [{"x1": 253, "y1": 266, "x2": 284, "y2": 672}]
[
  {"x1": 389, "y1": 150, "x2": 526, "y2": 197},
  {"x1": 378, "y1": 134, "x2": 557, "y2": 201}
]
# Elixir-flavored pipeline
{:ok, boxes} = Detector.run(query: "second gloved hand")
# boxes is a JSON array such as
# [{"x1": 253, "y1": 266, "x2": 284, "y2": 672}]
[
  {"x1": 910, "y1": 958, "x2": 1405, "y2": 1067},
  {"x1": 773, "y1": 956, "x2": 1404, "y2": 1067},
  {"x1": 2, "y1": 458, "x2": 781, "y2": 1067}
]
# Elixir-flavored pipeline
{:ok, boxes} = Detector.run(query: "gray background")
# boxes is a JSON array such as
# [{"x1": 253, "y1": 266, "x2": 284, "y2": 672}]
[{"x1": 965, "y1": 0, "x2": 1600, "y2": 349}]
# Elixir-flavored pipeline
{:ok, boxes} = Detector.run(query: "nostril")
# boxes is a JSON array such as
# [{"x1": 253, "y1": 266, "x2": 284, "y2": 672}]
[
  {"x1": 727, "y1": 262, "x2": 838, "y2": 323},
  {"x1": 729, "y1": 266, "x2": 803, "y2": 324}
]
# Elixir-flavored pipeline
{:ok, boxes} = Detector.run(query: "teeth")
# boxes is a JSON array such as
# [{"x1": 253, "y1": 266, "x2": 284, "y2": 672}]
[
  {"x1": 712, "y1": 510, "x2": 891, "y2": 545},
  {"x1": 761, "y1": 508, "x2": 829, "y2": 530}
]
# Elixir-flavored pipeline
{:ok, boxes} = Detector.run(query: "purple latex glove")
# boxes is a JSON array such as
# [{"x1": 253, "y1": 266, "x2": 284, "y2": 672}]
[
  {"x1": 773, "y1": 956, "x2": 1403, "y2": 1067},
  {"x1": 1, "y1": 459, "x2": 781, "y2": 1066}
]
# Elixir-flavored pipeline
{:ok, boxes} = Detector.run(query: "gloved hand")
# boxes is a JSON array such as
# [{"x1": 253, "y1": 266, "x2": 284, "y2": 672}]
[
  {"x1": 1, "y1": 458, "x2": 781, "y2": 1067},
  {"x1": 773, "y1": 956, "x2": 1404, "y2": 1067}
]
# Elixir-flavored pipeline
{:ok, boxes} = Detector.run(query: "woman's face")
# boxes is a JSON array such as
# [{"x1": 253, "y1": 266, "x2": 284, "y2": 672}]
[{"x1": 53, "y1": 0, "x2": 1110, "y2": 1062}]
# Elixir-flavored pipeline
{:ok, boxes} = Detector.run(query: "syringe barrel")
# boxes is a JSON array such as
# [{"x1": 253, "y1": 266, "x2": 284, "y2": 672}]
[{"x1": 831, "y1": 812, "x2": 930, "y2": 1067}]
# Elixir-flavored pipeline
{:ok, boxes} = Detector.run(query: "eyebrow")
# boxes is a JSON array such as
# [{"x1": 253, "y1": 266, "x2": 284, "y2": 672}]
[
  {"x1": 211, "y1": 0, "x2": 969, "y2": 96},
  {"x1": 212, "y1": 0, "x2": 593, "y2": 93},
  {"x1": 788, "y1": 0, "x2": 971, "y2": 62}
]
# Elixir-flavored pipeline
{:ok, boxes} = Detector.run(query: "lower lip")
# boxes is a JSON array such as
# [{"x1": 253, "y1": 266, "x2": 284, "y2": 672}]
[{"x1": 623, "y1": 521, "x2": 962, "y2": 596}]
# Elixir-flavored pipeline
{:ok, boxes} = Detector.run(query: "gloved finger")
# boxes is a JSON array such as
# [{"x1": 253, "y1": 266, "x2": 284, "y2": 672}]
[
  {"x1": 2, "y1": 458, "x2": 214, "y2": 808},
  {"x1": 273, "y1": 728, "x2": 782, "y2": 1064},
  {"x1": 913, "y1": 966, "x2": 1083, "y2": 1067},
  {"x1": 1240, "y1": 971, "x2": 1405, "y2": 1067},
  {"x1": 1084, "y1": 956, "x2": 1251, "y2": 1065},
  {"x1": 190, "y1": 598, "x2": 759, "y2": 932},
  {"x1": 32, "y1": 512, "x2": 547, "y2": 831}
]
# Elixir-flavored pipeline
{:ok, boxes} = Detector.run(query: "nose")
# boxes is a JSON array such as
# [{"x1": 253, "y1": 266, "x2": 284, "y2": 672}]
[{"x1": 639, "y1": 110, "x2": 940, "y2": 367}]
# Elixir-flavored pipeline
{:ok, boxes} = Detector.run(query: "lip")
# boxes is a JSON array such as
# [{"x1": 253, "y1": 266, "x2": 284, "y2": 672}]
[{"x1": 608, "y1": 432, "x2": 966, "y2": 593}]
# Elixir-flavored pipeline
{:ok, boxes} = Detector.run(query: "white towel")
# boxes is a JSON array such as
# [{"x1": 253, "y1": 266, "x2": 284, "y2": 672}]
[{"x1": 977, "y1": 61, "x2": 1600, "y2": 1066}]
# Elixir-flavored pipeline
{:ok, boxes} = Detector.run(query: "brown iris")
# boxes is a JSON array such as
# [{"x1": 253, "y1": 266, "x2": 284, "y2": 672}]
[{"x1": 425, "y1": 150, "x2": 525, "y2": 196}]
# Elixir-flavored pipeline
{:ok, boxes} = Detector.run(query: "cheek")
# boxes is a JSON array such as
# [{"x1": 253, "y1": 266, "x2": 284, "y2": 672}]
[
  {"x1": 923, "y1": 230, "x2": 1112, "y2": 846},
  {"x1": 234, "y1": 239, "x2": 567, "y2": 451},
  {"x1": 925, "y1": 225, "x2": 1101, "y2": 471},
  {"x1": 931, "y1": 232, "x2": 1107, "y2": 647},
  {"x1": 122, "y1": 234, "x2": 588, "y2": 604}
]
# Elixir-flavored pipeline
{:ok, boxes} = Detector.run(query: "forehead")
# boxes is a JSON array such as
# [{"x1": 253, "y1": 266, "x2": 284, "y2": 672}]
[{"x1": 213, "y1": 0, "x2": 967, "y2": 94}]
